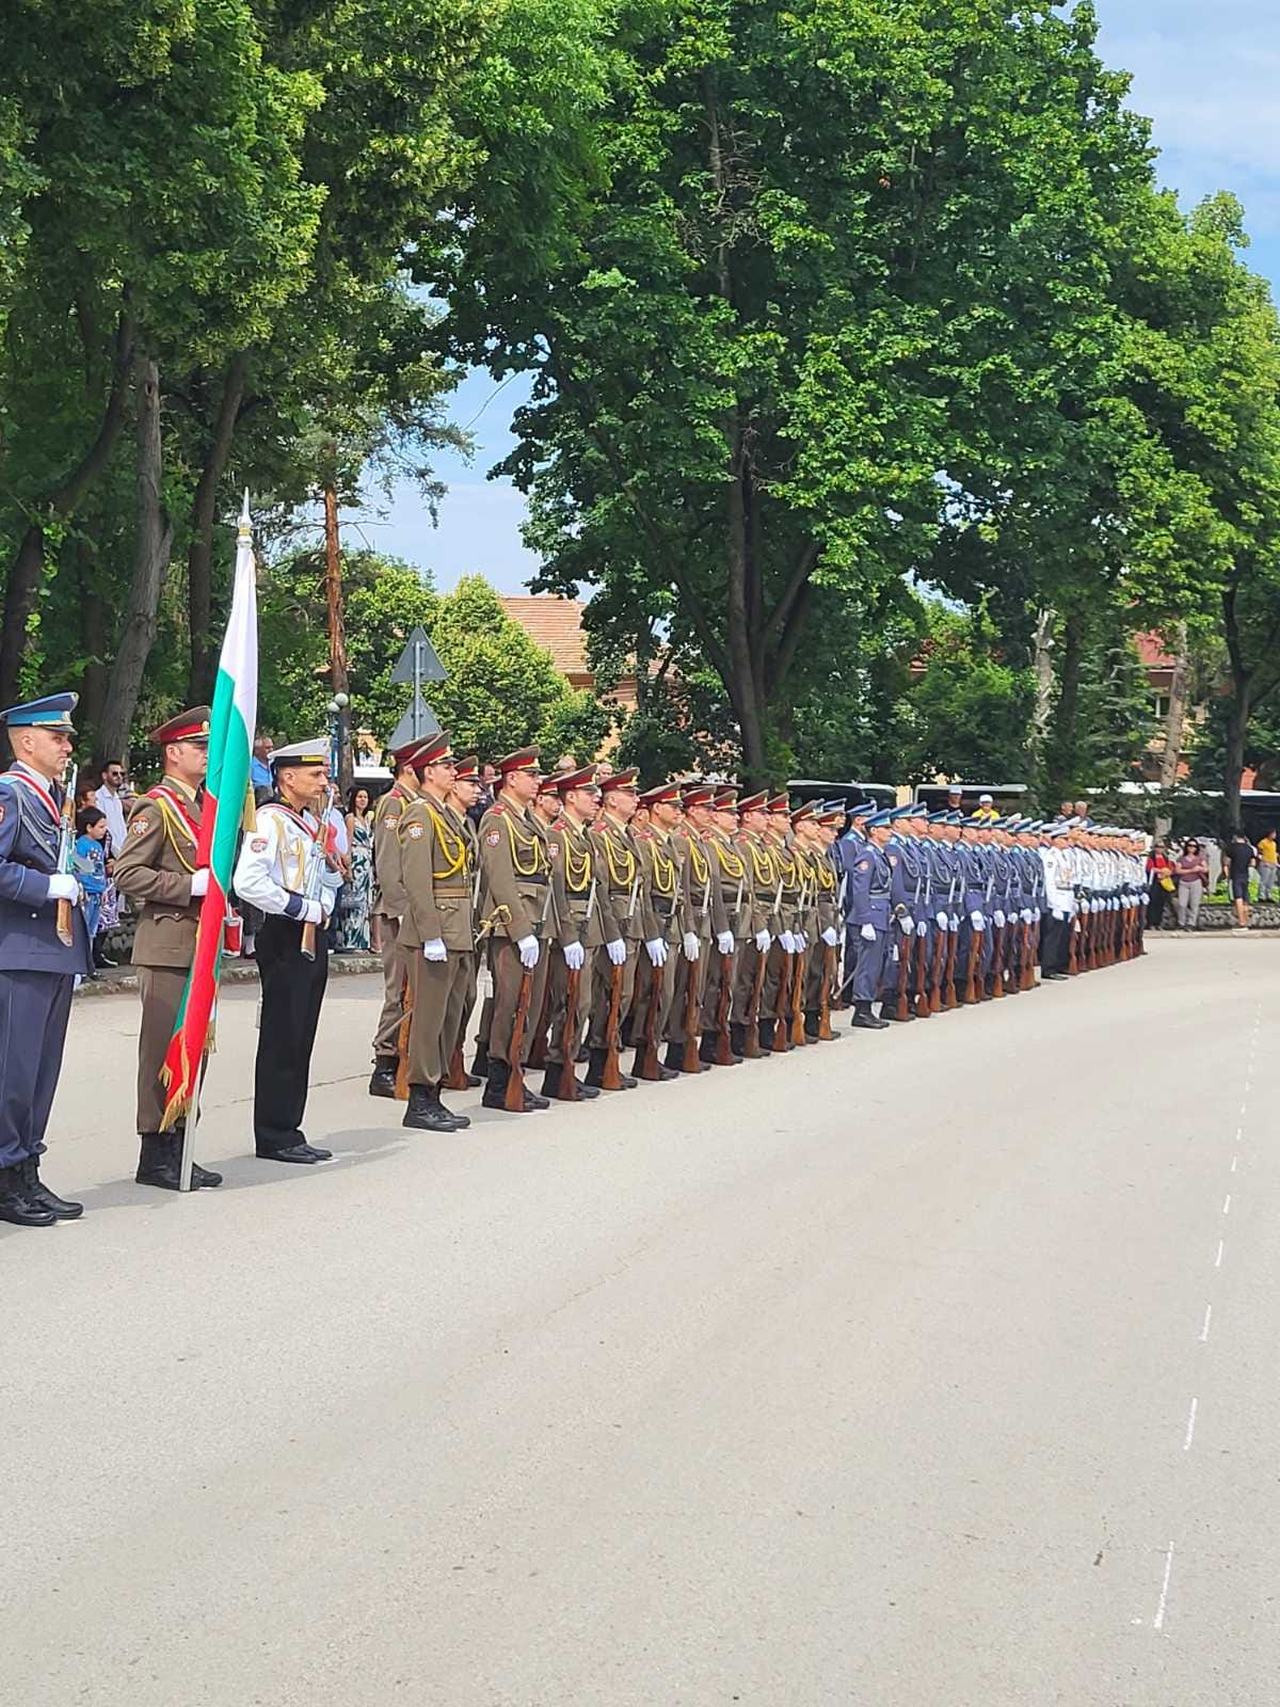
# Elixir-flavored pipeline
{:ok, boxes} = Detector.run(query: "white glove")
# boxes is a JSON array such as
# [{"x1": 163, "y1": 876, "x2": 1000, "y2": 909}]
[
  {"x1": 994, "y1": 910, "x2": 1006, "y2": 929},
  {"x1": 190, "y1": 868, "x2": 210, "y2": 899},
  {"x1": 645, "y1": 937, "x2": 666, "y2": 968},
  {"x1": 754, "y1": 928, "x2": 771, "y2": 953},
  {"x1": 1022, "y1": 908, "x2": 1034, "y2": 925},
  {"x1": 1080, "y1": 898, "x2": 1091, "y2": 914},
  {"x1": 46, "y1": 873, "x2": 79, "y2": 903},
  {"x1": 970, "y1": 911, "x2": 985, "y2": 931},
  {"x1": 682, "y1": 931, "x2": 700, "y2": 961},
  {"x1": 950, "y1": 915, "x2": 960, "y2": 933},
  {"x1": 860, "y1": 923, "x2": 877, "y2": 942},
  {"x1": 821, "y1": 927, "x2": 838, "y2": 947},
  {"x1": 302, "y1": 898, "x2": 324, "y2": 926},
  {"x1": 795, "y1": 931, "x2": 808, "y2": 952},
  {"x1": 1052, "y1": 908, "x2": 1066, "y2": 922},
  {"x1": 935, "y1": 911, "x2": 947, "y2": 929},
  {"x1": 517, "y1": 934, "x2": 540, "y2": 970},
  {"x1": 900, "y1": 916, "x2": 915, "y2": 936},
  {"x1": 422, "y1": 937, "x2": 448, "y2": 962},
  {"x1": 606, "y1": 937, "x2": 626, "y2": 967},
  {"x1": 716, "y1": 930, "x2": 735, "y2": 955},
  {"x1": 779, "y1": 931, "x2": 795, "y2": 954},
  {"x1": 564, "y1": 940, "x2": 585, "y2": 971}
]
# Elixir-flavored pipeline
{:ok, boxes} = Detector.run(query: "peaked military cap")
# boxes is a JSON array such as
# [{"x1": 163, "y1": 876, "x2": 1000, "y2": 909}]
[
  {"x1": 412, "y1": 732, "x2": 456, "y2": 771},
  {"x1": 766, "y1": 793, "x2": 791, "y2": 814},
  {"x1": 849, "y1": 799, "x2": 879, "y2": 820},
  {"x1": 497, "y1": 746, "x2": 541, "y2": 777},
  {"x1": 714, "y1": 784, "x2": 739, "y2": 809},
  {"x1": 737, "y1": 789, "x2": 768, "y2": 814},
  {"x1": 866, "y1": 807, "x2": 895, "y2": 828},
  {"x1": 1, "y1": 692, "x2": 78, "y2": 731},
  {"x1": 453, "y1": 754, "x2": 479, "y2": 781},
  {"x1": 389, "y1": 735, "x2": 427, "y2": 766},
  {"x1": 816, "y1": 804, "x2": 845, "y2": 827},
  {"x1": 555, "y1": 765, "x2": 600, "y2": 794},
  {"x1": 600, "y1": 766, "x2": 639, "y2": 793},
  {"x1": 641, "y1": 781, "x2": 682, "y2": 807},
  {"x1": 271, "y1": 738, "x2": 328, "y2": 769},
  {"x1": 681, "y1": 783, "x2": 715, "y2": 809},
  {"x1": 149, "y1": 705, "x2": 210, "y2": 746}
]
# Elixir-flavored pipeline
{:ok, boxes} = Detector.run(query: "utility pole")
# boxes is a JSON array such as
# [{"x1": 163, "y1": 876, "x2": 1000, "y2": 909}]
[{"x1": 322, "y1": 453, "x2": 353, "y2": 794}]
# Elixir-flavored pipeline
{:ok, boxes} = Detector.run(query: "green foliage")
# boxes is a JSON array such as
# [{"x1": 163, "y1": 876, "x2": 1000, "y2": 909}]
[{"x1": 896, "y1": 606, "x2": 1035, "y2": 786}]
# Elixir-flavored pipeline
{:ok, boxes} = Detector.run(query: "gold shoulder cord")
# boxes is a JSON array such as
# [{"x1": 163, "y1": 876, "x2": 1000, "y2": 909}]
[
  {"x1": 688, "y1": 837, "x2": 710, "y2": 887},
  {"x1": 154, "y1": 800, "x2": 196, "y2": 875},
  {"x1": 506, "y1": 809, "x2": 547, "y2": 877},
  {"x1": 599, "y1": 823, "x2": 636, "y2": 889},
  {"x1": 747, "y1": 835, "x2": 775, "y2": 887},
  {"x1": 817, "y1": 856, "x2": 835, "y2": 890},
  {"x1": 650, "y1": 834, "x2": 676, "y2": 897},
  {"x1": 713, "y1": 833, "x2": 745, "y2": 882},
  {"x1": 562, "y1": 824, "x2": 592, "y2": 894},
  {"x1": 426, "y1": 804, "x2": 467, "y2": 881}
]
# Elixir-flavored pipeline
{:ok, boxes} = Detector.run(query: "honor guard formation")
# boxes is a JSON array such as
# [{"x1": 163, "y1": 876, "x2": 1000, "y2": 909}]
[{"x1": 0, "y1": 698, "x2": 1150, "y2": 1226}]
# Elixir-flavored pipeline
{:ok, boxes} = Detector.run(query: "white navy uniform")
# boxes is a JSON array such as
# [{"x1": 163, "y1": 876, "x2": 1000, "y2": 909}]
[{"x1": 233, "y1": 762, "x2": 342, "y2": 1160}]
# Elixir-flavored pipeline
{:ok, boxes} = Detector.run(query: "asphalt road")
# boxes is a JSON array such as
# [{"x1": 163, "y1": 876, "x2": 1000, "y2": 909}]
[{"x1": 2, "y1": 939, "x2": 1276, "y2": 1705}]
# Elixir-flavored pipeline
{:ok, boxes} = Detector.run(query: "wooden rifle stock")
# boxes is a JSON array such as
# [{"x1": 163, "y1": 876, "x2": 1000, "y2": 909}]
[
  {"x1": 526, "y1": 969, "x2": 552, "y2": 1069},
  {"x1": 714, "y1": 949, "x2": 736, "y2": 1064},
  {"x1": 504, "y1": 965, "x2": 534, "y2": 1111},
  {"x1": 894, "y1": 923, "x2": 912, "y2": 1021},
  {"x1": 603, "y1": 958, "x2": 626, "y2": 1088},
  {"x1": 818, "y1": 944, "x2": 836, "y2": 1039},
  {"x1": 929, "y1": 924, "x2": 945, "y2": 1014},
  {"x1": 990, "y1": 921, "x2": 1005, "y2": 997},
  {"x1": 745, "y1": 941, "x2": 768, "y2": 1057},
  {"x1": 635, "y1": 949, "x2": 664, "y2": 1079},
  {"x1": 1068, "y1": 907, "x2": 1080, "y2": 974},
  {"x1": 557, "y1": 966, "x2": 581, "y2": 1100},
  {"x1": 943, "y1": 921, "x2": 959, "y2": 1009},
  {"x1": 681, "y1": 946, "x2": 702, "y2": 1072},
  {"x1": 443, "y1": 1041, "x2": 469, "y2": 1092},
  {"x1": 789, "y1": 941, "x2": 807, "y2": 1046},
  {"x1": 394, "y1": 968, "x2": 414, "y2": 1100},
  {"x1": 963, "y1": 922, "x2": 979, "y2": 1005},
  {"x1": 770, "y1": 943, "x2": 790, "y2": 1053}
]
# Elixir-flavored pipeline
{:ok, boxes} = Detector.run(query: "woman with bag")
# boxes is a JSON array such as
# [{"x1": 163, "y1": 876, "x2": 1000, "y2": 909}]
[
  {"x1": 1146, "y1": 842, "x2": 1176, "y2": 928},
  {"x1": 1173, "y1": 839, "x2": 1209, "y2": 930}
]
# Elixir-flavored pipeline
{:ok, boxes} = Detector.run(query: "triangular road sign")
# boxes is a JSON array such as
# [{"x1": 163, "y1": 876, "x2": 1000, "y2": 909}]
[
  {"x1": 390, "y1": 626, "x2": 447, "y2": 685},
  {"x1": 387, "y1": 690, "x2": 441, "y2": 751}
]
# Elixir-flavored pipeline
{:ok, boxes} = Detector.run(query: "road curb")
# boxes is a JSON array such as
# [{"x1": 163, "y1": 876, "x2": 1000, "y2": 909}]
[{"x1": 76, "y1": 952, "x2": 382, "y2": 999}]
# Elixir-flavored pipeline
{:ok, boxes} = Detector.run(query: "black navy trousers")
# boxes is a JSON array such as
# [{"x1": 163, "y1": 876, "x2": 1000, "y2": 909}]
[
  {"x1": 0, "y1": 970, "x2": 75, "y2": 1168},
  {"x1": 253, "y1": 916, "x2": 328, "y2": 1151}
]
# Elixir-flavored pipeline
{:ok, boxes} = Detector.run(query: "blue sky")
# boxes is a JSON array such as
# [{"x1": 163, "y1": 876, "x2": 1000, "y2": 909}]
[{"x1": 352, "y1": 0, "x2": 1280, "y2": 593}]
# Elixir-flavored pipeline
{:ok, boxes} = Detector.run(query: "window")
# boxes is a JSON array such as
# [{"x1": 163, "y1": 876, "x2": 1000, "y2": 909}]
[{"x1": 1151, "y1": 693, "x2": 1171, "y2": 723}]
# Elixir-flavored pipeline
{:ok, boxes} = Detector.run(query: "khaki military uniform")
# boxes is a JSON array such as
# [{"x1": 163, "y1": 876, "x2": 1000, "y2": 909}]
[
  {"x1": 762, "y1": 834, "x2": 800, "y2": 1034},
  {"x1": 733, "y1": 829, "x2": 779, "y2": 1032},
  {"x1": 666, "y1": 831, "x2": 726, "y2": 1050},
  {"x1": 587, "y1": 813, "x2": 645, "y2": 1051},
  {"x1": 370, "y1": 781, "x2": 415, "y2": 1065},
  {"x1": 699, "y1": 827, "x2": 749, "y2": 1038},
  {"x1": 805, "y1": 842, "x2": 840, "y2": 1021},
  {"x1": 476, "y1": 799, "x2": 553, "y2": 1066},
  {"x1": 113, "y1": 779, "x2": 203, "y2": 1134},
  {"x1": 398, "y1": 793, "x2": 476, "y2": 1085},
  {"x1": 628, "y1": 822, "x2": 684, "y2": 1065},
  {"x1": 545, "y1": 813, "x2": 602, "y2": 1067}
]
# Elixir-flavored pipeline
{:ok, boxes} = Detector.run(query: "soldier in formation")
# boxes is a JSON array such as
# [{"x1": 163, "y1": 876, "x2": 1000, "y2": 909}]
[{"x1": 0, "y1": 692, "x2": 1157, "y2": 1223}]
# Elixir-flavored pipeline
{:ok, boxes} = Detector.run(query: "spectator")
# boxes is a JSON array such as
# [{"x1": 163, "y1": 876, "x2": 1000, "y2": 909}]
[
  {"x1": 1174, "y1": 838, "x2": 1209, "y2": 931},
  {"x1": 335, "y1": 784, "x2": 375, "y2": 952},
  {"x1": 1257, "y1": 827, "x2": 1278, "y2": 901},
  {"x1": 552, "y1": 752, "x2": 578, "y2": 774},
  {"x1": 92, "y1": 757, "x2": 127, "y2": 942},
  {"x1": 1226, "y1": 830, "x2": 1255, "y2": 930},
  {"x1": 1205, "y1": 837, "x2": 1223, "y2": 894},
  {"x1": 73, "y1": 806, "x2": 112, "y2": 967},
  {"x1": 250, "y1": 732, "x2": 274, "y2": 800},
  {"x1": 1146, "y1": 841, "x2": 1176, "y2": 929},
  {"x1": 468, "y1": 762, "x2": 498, "y2": 829}
]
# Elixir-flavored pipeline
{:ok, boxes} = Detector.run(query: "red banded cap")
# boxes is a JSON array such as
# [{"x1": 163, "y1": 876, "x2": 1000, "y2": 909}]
[
  {"x1": 497, "y1": 746, "x2": 541, "y2": 778},
  {"x1": 150, "y1": 706, "x2": 210, "y2": 746},
  {"x1": 600, "y1": 767, "x2": 639, "y2": 793}
]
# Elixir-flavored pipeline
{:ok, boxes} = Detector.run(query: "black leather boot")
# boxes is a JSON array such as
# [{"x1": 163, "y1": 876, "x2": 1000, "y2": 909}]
[
  {"x1": 482, "y1": 1060, "x2": 510, "y2": 1109},
  {"x1": 368, "y1": 1058, "x2": 398, "y2": 1098},
  {"x1": 584, "y1": 1047, "x2": 606, "y2": 1088},
  {"x1": 403, "y1": 1083, "x2": 460, "y2": 1133},
  {"x1": 22, "y1": 1156, "x2": 84, "y2": 1218},
  {"x1": 433, "y1": 1083, "x2": 470, "y2": 1128},
  {"x1": 541, "y1": 1064, "x2": 562, "y2": 1098},
  {"x1": 699, "y1": 1030, "x2": 719, "y2": 1065},
  {"x1": 729, "y1": 1022, "x2": 748, "y2": 1058},
  {"x1": 851, "y1": 1000, "x2": 889, "y2": 1031},
  {"x1": 136, "y1": 1133, "x2": 181, "y2": 1189},
  {"x1": 0, "y1": 1164, "x2": 55, "y2": 1227},
  {"x1": 757, "y1": 1019, "x2": 775, "y2": 1050},
  {"x1": 471, "y1": 1041, "x2": 490, "y2": 1078}
]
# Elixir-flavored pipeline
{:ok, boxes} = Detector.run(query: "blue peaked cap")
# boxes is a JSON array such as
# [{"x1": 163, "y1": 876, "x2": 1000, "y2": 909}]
[
  {"x1": 0, "y1": 692, "x2": 78, "y2": 730},
  {"x1": 866, "y1": 808, "x2": 895, "y2": 828}
]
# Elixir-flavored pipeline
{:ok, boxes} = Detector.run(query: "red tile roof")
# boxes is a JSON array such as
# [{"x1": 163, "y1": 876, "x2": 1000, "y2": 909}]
[
  {"x1": 1133, "y1": 631, "x2": 1176, "y2": 669},
  {"x1": 500, "y1": 596, "x2": 589, "y2": 680}
]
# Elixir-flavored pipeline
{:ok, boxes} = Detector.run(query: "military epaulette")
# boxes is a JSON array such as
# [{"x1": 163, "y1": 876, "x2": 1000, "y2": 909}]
[
  {"x1": 634, "y1": 828, "x2": 653, "y2": 841},
  {"x1": 488, "y1": 803, "x2": 505, "y2": 816}
]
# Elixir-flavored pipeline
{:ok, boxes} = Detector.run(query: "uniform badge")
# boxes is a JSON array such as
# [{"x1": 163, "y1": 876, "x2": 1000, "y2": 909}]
[
  {"x1": 250, "y1": 836, "x2": 268, "y2": 852},
  {"x1": 131, "y1": 817, "x2": 149, "y2": 836},
  {"x1": 385, "y1": 815, "x2": 400, "y2": 829},
  {"x1": 549, "y1": 843, "x2": 560, "y2": 858},
  {"x1": 407, "y1": 823, "x2": 424, "y2": 840},
  {"x1": 486, "y1": 831, "x2": 501, "y2": 846}
]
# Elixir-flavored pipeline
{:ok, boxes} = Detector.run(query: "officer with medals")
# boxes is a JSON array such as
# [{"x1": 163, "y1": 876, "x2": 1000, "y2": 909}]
[
  {"x1": 113, "y1": 706, "x2": 223, "y2": 1190},
  {"x1": 368, "y1": 738, "x2": 423, "y2": 1099},
  {"x1": 233, "y1": 738, "x2": 342, "y2": 1163},
  {"x1": 475, "y1": 747, "x2": 554, "y2": 1112},
  {"x1": 0, "y1": 693, "x2": 91, "y2": 1225},
  {"x1": 396, "y1": 732, "x2": 475, "y2": 1132},
  {"x1": 542, "y1": 765, "x2": 605, "y2": 1101},
  {"x1": 847, "y1": 807, "x2": 894, "y2": 1030}
]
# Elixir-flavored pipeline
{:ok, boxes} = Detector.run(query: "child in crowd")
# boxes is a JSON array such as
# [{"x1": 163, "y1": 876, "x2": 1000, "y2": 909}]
[{"x1": 73, "y1": 806, "x2": 111, "y2": 961}]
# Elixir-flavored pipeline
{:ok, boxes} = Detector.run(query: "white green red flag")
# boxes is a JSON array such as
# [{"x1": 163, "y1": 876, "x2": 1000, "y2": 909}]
[{"x1": 160, "y1": 495, "x2": 258, "y2": 1131}]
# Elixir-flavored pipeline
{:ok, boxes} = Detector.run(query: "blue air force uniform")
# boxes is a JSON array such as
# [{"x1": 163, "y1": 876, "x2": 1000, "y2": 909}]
[{"x1": 0, "y1": 694, "x2": 91, "y2": 1226}]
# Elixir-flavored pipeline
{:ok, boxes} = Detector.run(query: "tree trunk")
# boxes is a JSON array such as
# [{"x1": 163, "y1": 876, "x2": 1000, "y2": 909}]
[
  {"x1": 1153, "y1": 624, "x2": 1190, "y2": 840},
  {"x1": 1030, "y1": 606, "x2": 1055, "y2": 764},
  {"x1": 186, "y1": 350, "x2": 249, "y2": 703},
  {"x1": 99, "y1": 354, "x2": 173, "y2": 762},
  {"x1": 1223, "y1": 679, "x2": 1249, "y2": 835},
  {"x1": 1046, "y1": 611, "x2": 1084, "y2": 803},
  {"x1": 0, "y1": 301, "x2": 136, "y2": 705},
  {"x1": 323, "y1": 475, "x2": 354, "y2": 795},
  {"x1": 74, "y1": 535, "x2": 108, "y2": 736}
]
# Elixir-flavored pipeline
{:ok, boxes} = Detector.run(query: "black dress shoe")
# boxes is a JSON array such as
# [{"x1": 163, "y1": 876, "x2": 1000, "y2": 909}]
[
  {"x1": 256, "y1": 1141, "x2": 332, "y2": 1164},
  {"x1": 22, "y1": 1158, "x2": 84, "y2": 1218},
  {"x1": 0, "y1": 1166, "x2": 55, "y2": 1226},
  {"x1": 368, "y1": 1060, "x2": 399, "y2": 1098},
  {"x1": 1043, "y1": 970, "x2": 1068, "y2": 981},
  {"x1": 522, "y1": 1085, "x2": 550, "y2": 1110}
]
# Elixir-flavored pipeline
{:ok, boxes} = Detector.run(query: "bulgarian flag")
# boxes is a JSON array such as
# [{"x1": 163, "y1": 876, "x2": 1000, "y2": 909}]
[{"x1": 160, "y1": 494, "x2": 258, "y2": 1133}]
